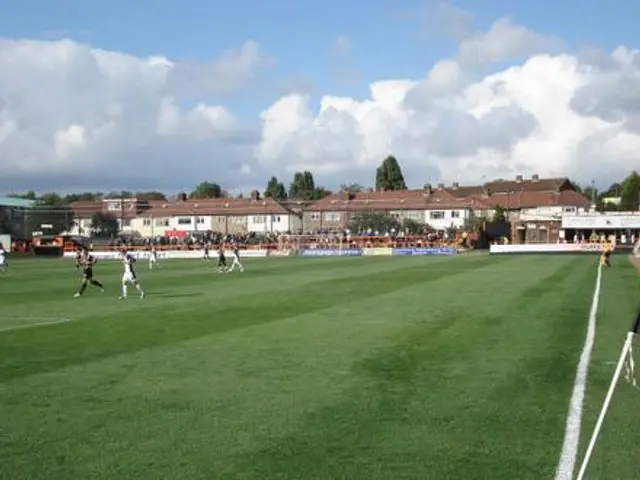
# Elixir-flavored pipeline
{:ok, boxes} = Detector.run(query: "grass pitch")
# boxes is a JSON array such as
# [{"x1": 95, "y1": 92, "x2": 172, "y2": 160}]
[{"x1": 0, "y1": 254, "x2": 639, "y2": 479}]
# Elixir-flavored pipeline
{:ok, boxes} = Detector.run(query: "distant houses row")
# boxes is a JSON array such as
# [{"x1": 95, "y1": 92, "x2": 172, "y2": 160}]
[{"x1": 67, "y1": 175, "x2": 590, "y2": 237}]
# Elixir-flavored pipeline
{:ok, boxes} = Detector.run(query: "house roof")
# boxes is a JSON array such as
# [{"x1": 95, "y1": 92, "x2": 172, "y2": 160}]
[
  {"x1": 71, "y1": 197, "x2": 292, "y2": 218},
  {"x1": 444, "y1": 176, "x2": 571, "y2": 198},
  {"x1": 469, "y1": 190, "x2": 589, "y2": 210},
  {"x1": 141, "y1": 198, "x2": 291, "y2": 217},
  {"x1": 307, "y1": 180, "x2": 588, "y2": 213},
  {"x1": 309, "y1": 189, "x2": 474, "y2": 212}
]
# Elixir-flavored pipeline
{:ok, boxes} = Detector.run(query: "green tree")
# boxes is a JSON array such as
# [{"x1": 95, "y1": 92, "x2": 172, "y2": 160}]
[
  {"x1": 340, "y1": 183, "x2": 364, "y2": 194},
  {"x1": 136, "y1": 191, "x2": 166, "y2": 201},
  {"x1": 348, "y1": 212, "x2": 400, "y2": 234},
  {"x1": 620, "y1": 171, "x2": 640, "y2": 211},
  {"x1": 189, "y1": 182, "x2": 224, "y2": 199},
  {"x1": 403, "y1": 218, "x2": 426, "y2": 235},
  {"x1": 10, "y1": 190, "x2": 37, "y2": 200},
  {"x1": 106, "y1": 190, "x2": 133, "y2": 199},
  {"x1": 21, "y1": 193, "x2": 75, "y2": 236},
  {"x1": 64, "y1": 192, "x2": 101, "y2": 203},
  {"x1": 375, "y1": 156, "x2": 407, "y2": 191},
  {"x1": 264, "y1": 176, "x2": 287, "y2": 200},
  {"x1": 289, "y1": 171, "x2": 316, "y2": 200},
  {"x1": 492, "y1": 205, "x2": 506, "y2": 222},
  {"x1": 313, "y1": 186, "x2": 331, "y2": 200},
  {"x1": 90, "y1": 212, "x2": 119, "y2": 237}
]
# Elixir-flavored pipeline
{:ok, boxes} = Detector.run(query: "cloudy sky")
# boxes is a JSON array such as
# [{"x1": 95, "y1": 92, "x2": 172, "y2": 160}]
[{"x1": 1, "y1": 0, "x2": 639, "y2": 194}]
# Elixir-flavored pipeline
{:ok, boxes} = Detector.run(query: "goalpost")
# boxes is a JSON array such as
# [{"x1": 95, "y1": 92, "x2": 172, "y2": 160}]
[{"x1": 575, "y1": 307, "x2": 640, "y2": 480}]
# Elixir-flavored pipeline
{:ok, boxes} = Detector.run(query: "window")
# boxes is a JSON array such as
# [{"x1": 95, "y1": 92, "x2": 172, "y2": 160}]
[
  {"x1": 121, "y1": 219, "x2": 131, "y2": 227},
  {"x1": 253, "y1": 215, "x2": 265, "y2": 223},
  {"x1": 196, "y1": 217, "x2": 205, "y2": 224},
  {"x1": 143, "y1": 218, "x2": 151, "y2": 226},
  {"x1": 430, "y1": 211, "x2": 445, "y2": 219},
  {"x1": 106, "y1": 201, "x2": 120, "y2": 211},
  {"x1": 177, "y1": 217, "x2": 192, "y2": 225},
  {"x1": 311, "y1": 212, "x2": 320, "y2": 220},
  {"x1": 450, "y1": 210, "x2": 460, "y2": 218},
  {"x1": 155, "y1": 218, "x2": 169, "y2": 227},
  {"x1": 563, "y1": 206, "x2": 576, "y2": 213},
  {"x1": 270, "y1": 215, "x2": 281, "y2": 222},
  {"x1": 232, "y1": 216, "x2": 245, "y2": 224},
  {"x1": 406, "y1": 211, "x2": 423, "y2": 219},
  {"x1": 324, "y1": 212, "x2": 340, "y2": 222}
]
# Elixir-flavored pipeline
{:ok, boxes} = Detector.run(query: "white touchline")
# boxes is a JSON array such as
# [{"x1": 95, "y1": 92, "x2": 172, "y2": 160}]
[
  {"x1": 0, "y1": 318, "x2": 74, "y2": 332},
  {"x1": 555, "y1": 263, "x2": 603, "y2": 480}
]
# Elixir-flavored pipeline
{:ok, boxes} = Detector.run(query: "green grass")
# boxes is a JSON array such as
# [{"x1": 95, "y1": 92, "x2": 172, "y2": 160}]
[{"x1": 0, "y1": 254, "x2": 638, "y2": 479}]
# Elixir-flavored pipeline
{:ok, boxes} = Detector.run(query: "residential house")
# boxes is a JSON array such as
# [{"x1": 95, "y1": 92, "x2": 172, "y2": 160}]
[
  {"x1": 304, "y1": 186, "x2": 474, "y2": 232},
  {"x1": 70, "y1": 191, "x2": 300, "y2": 237}
]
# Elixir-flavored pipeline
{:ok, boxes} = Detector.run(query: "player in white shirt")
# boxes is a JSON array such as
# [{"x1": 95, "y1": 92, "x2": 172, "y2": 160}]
[
  {"x1": 228, "y1": 245, "x2": 244, "y2": 273},
  {"x1": 0, "y1": 243, "x2": 7, "y2": 273},
  {"x1": 120, "y1": 250, "x2": 145, "y2": 299},
  {"x1": 148, "y1": 245, "x2": 159, "y2": 269}
]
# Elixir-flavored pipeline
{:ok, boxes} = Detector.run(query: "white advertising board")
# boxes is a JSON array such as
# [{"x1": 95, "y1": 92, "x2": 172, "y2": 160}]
[
  {"x1": 63, "y1": 249, "x2": 267, "y2": 260},
  {"x1": 562, "y1": 215, "x2": 640, "y2": 229},
  {"x1": 490, "y1": 243, "x2": 605, "y2": 254},
  {"x1": 0, "y1": 234, "x2": 10, "y2": 250}
]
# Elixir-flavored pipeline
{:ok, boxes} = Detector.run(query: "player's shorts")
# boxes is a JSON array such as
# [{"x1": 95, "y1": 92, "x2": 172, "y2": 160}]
[
  {"x1": 149, "y1": 255, "x2": 157, "y2": 262},
  {"x1": 83, "y1": 268, "x2": 94, "y2": 280},
  {"x1": 0, "y1": 255, "x2": 6, "y2": 265},
  {"x1": 122, "y1": 272, "x2": 137, "y2": 283}
]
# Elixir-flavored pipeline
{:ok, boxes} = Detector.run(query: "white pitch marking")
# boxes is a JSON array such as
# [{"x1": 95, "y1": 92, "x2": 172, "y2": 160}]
[
  {"x1": 0, "y1": 318, "x2": 74, "y2": 332},
  {"x1": 555, "y1": 263, "x2": 603, "y2": 480}
]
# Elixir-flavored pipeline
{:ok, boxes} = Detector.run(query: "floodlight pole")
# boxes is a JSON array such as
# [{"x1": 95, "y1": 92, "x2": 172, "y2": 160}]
[{"x1": 575, "y1": 308, "x2": 640, "y2": 480}]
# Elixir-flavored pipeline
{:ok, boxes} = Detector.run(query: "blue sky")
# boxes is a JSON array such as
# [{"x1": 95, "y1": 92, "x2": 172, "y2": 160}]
[
  {"x1": 1, "y1": 0, "x2": 640, "y2": 193},
  {"x1": 2, "y1": 0, "x2": 638, "y2": 109}
]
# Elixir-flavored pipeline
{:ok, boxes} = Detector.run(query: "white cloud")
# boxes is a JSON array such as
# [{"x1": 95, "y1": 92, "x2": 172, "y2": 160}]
[
  {"x1": 334, "y1": 35, "x2": 351, "y2": 56},
  {"x1": 1, "y1": 11, "x2": 640, "y2": 194}
]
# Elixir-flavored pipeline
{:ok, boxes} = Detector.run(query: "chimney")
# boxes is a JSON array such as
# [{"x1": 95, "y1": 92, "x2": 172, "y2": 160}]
[
  {"x1": 452, "y1": 182, "x2": 459, "y2": 189},
  {"x1": 515, "y1": 175, "x2": 523, "y2": 183},
  {"x1": 250, "y1": 190, "x2": 260, "y2": 200},
  {"x1": 532, "y1": 174, "x2": 539, "y2": 182},
  {"x1": 177, "y1": 192, "x2": 187, "y2": 202},
  {"x1": 437, "y1": 183, "x2": 445, "y2": 189},
  {"x1": 423, "y1": 183, "x2": 433, "y2": 195}
]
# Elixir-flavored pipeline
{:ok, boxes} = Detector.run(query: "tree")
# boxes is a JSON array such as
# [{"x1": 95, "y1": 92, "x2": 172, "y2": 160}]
[
  {"x1": 106, "y1": 190, "x2": 133, "y2": 199},
  {"x1": 264, "y1": 176, "x2": 287, "y2": 201},
  {"x1": 313, "y1": 186, "x2": 331, "y2": 200},
  {"x1": 492, "y1": 205, "x2": 506, "y2": 222},
  {"x1": 403, "y1": 218, "x2": 426, "y2": 235},
  {"x1": 340, "y1": 183, "x2": 364, "y2": 194},
  {"x1": 348, "y1": 212, "x2": 400, "y2": 234},
  {"x1": 136, "y1": 191, "x2": 166, "y2": 201},
  {"x1": 582, "y1": 185, "x2": 598, "y2": 204},
  {"x1": 90, "y1": 212, "x2": 119, "y2": 237},
  {"x1": 190, "y1": 182, "x2": 224, "y2": 199},
  {"x1": 620, "y1": 171, "x2": 640, "y2": 211},
  {"x1": 289, "y1": 171, "x2": 316, "y2": 200},
  {"x1": 64, "y1": 192, "x2": 101, "y2": 202},
  {"x1": 375, "y1": 156, "x2": 407, "y2": 191},
  {"x1": 20, "y1": 193, "x2": 75, "y2": 236}
]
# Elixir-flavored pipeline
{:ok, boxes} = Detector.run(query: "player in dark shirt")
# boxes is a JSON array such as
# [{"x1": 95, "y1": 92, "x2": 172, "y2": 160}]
[
  {"x1": 217, "y1": 244, "x2": 227, "y2": 273},
  {"x1": 203, "y1": 243, "x2": 210, "y2": 261},
  {"x1": 75, "y1": 249, "x2": 82, "y2": 270},
  {"x1": 74, "y1": 250, "x2": 105, "y2": 297}
]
